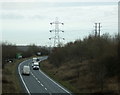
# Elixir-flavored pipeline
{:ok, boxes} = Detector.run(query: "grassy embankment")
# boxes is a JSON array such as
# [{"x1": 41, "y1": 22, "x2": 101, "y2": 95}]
[
  {"x1": 41, "y1": 34, "x2": 120, "y2": 95},
  {"x1": 41, "y1": 60, "x2": 80, "y2": 93},
  {"x1": 2, "y1": 58, "x2": 26, "y2": 93},
  {"x1": 41, "y1": 59, "x2": 120, "y2": 94}
]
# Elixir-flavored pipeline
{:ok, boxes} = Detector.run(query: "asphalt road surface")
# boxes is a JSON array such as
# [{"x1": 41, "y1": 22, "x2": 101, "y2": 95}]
[{"x1": 18, "y1": 56, "x2": 72, "y2": 95}]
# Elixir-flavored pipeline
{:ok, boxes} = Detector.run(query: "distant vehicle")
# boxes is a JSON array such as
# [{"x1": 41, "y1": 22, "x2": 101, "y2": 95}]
[
  {"x1": 36, "y1": 52, "x2": 41, "y2": 56},
  {"x1": 22, "y1": 65, "x2": 30, "y2": 75},
  {"x1": 33, "y1": 62, "x2": 39, "y2": 70},
  {"x1": 16, "y1": 53, "x2": 22, "y2": 59},
  {"x1": 6, "y1": 59, "x2": 14, "y2": 63},
  {"x1": 18, "y1": 55, "x2": 22, "y2": 59},
  {"x1": 32, "y1": 57, "x2": 37, "y2": 63}
]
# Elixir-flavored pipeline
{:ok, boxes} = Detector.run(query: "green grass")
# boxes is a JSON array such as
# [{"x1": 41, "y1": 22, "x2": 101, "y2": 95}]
[{"x1": 2, "y1": 58, "x2": 26, "y2": 93}]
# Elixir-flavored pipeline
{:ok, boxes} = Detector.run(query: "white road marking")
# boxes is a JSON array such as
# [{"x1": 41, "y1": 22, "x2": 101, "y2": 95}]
[
  {"x1": 38, "y1": 81, "x2": 41, "y2": 83},
  {"x1": 18, "y1": 58, "x2": 50, "y2": 95},
  {"x1": 31, "y1": 72, "x2": 33, "y2": 75},
  {"x1": 45, "y1": 88, "x2": 47, "y2": 90},
  {"x1": 36, "y1": 78, "x2": 38, "y2": 80},
  {"x1": 39, "y1": 69, "x2": 71, "y2": 94},
  {"x1": 41, "y1": 84, "x2": 44, "y2": 86},
  {"x1": 18, "y1": 61, "x2": 31, "y2": 95},
  {"x1": 29, "y1": 61, "x2": 48, "y2": 91}
]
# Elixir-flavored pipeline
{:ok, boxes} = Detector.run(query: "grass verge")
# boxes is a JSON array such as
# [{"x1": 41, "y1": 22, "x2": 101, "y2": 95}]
[
  {"x1": 40, "y1": 60, "x2": 80, "y2": 94},
  {"x1": 2, "y1": 58, "x2": 26, "y2": 93},
  {"x1": 40, "y1": 59, "x2": 120, "y2": 95}
]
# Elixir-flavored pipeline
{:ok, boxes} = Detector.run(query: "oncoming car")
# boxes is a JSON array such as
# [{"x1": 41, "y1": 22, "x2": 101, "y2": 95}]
[{"x1": 33, "y1": 62, "x2": 39, "y2": 70}]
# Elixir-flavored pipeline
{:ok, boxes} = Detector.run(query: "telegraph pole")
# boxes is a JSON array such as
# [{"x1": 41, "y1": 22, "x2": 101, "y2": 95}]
[{"x1": 49, "y1": 17, "x2": 64, "y2": 47}]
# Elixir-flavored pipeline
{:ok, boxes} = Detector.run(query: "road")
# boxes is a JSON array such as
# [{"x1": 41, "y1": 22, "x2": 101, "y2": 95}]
[{"x1": 18, "y1": 56, "x2": 71, "y2": 95}]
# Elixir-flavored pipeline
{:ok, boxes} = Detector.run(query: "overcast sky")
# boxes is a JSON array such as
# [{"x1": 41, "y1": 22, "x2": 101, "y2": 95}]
[{"x1": 0, "y1": 0, "x2": 119, "y2": 46}]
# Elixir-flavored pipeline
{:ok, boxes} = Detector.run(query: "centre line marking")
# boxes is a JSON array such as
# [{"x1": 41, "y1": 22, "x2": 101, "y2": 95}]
[
  {"x1": 41, "y1": 84, "x2": 44, "y2": 86},
  {"x1": 45, "y1": 88, "x2": 47, "y2": 90}
]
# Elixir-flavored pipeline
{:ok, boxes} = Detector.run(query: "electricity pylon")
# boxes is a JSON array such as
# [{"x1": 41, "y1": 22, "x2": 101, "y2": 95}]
[
  {"x1": 94, "y1": 23, "x2": 102, "y2": 37},
  {"x1": 49, "y1": 17, "x2": 65, "y2": 47}
]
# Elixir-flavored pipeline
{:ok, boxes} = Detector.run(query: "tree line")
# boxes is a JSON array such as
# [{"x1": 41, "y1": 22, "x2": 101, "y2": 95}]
[
  {"x1": 49, "y1": 33, "x2": 120, "y2": 78},
  {"x1": 2, "y1": 42, "x2": 49, "y2": 68}
]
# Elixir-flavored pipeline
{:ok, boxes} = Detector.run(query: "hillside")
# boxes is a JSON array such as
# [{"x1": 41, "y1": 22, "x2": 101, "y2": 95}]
[{"x1": 41, "y1": 33, "x2": 120, "y2": 94}]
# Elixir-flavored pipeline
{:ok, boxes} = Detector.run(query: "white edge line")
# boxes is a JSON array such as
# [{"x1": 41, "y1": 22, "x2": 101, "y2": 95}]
[
  {"x1": 39, "y1": 69, "x2": 70, "y2": 94},
  {"x1": 27, "y1": 57, "x2": 71, "y2": 94},
  {"x1": 41, "y1": 83, "x2": 44, "y2": 86},
  {"x1": 18, "y1": 61, "x2": 31, "y2": 95},
  {"x1": 38, "y1": 81, "x2": 40, "y2": 83}
]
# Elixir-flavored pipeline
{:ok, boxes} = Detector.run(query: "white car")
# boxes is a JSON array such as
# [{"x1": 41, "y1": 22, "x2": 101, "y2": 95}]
[
  {"x1": 33, "y1": 62, "x2": 39, "y2": 70},
  {"x1": 32, "y1": 57, "x2": 37, "y2": 63},
  {"x1": 22, "y1": 65, "x2": 30, "y2": 75}
]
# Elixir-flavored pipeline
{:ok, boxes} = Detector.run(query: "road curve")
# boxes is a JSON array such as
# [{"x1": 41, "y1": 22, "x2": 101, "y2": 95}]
[{"x1": 18, "y1": 56, "x2": 72, "y2": 95}]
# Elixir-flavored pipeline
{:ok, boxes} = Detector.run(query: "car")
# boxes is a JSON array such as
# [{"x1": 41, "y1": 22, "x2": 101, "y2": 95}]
[
  {"x1": 22, "y1": 65, "x2": 30, "y2": 75},
  {"x1": 32, "y1": 57, "x2": 37, "y2": 63},
  {"x1": 33, "y1": 62, "x2": 39, "y2": 70},
  {"x1": 6, "y1": 59, "x2": 14, "y2": 63}
]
